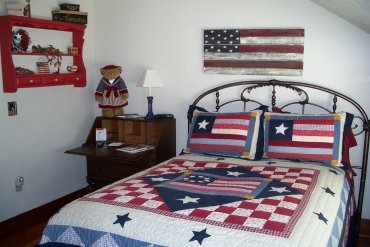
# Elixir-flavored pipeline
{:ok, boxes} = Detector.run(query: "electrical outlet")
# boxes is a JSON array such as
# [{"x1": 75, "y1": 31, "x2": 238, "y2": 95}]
[
  {"x1": 15, "y1": 176, "x2": 24, "y2": 192},
  {"x1": 8, "y1": 101, "x2": 17, "y2": 116}
]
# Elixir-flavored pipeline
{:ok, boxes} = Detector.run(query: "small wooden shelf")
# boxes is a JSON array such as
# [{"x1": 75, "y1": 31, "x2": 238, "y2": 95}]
[
  {"x1": 12, "y1": 52, "x2": 80, "y2": 57},
  {"x1": 15, "y1": 73, "x2": 85, "y2": 88},
  {"x1": 0, "y1": 15, "x2": 86, "y2": 93}
]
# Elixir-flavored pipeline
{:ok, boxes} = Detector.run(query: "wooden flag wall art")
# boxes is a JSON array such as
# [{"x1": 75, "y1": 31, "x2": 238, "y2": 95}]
[{"x1": 203, "y1": 29, "x2": 305, "y2": 76}]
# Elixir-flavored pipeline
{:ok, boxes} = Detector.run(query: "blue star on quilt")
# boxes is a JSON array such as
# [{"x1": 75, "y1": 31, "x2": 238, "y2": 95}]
[
  {"x1": 314, "y1": 212, "x2": 328, "y2": 225},
  {"x1": 322, "y1": 187, "x2": 335, "y2": 197},
  {"x1": 144, "y1": 167, "x2": 301, "y2": 212},
  {"x1": 113, "y1": 213, "x2": 132, "y2": 228},
  {"x1": 189, "y1": 228, "x2": 211, "y2": 245}
]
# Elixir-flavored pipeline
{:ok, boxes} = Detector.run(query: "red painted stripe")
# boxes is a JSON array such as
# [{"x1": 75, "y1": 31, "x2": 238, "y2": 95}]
[
  {"x1": 216, "y1": 114, "x2": 250, "y2": 120},
  {"x1": 240, "y1": 45, "x2": 304, "y2": 53},
  {"x1": 204, "y1": 60, "x2": 303, "y2": 69},
  {"x1": 191, "y1": 133, "x2": 247, "y2": 140},
  {"x1": 268, "y1": 140, "x2": 333, "y2": 148},
  {"x1": 240, "y1": 29, "x2": 305, "y2": 37},
  {"x1": 190, "y1": 143, "x2": 245, "y2": 151},
  {"x1": 212, "y1": 123, "x2": 248, "y2": 130},
  {"x1": 293, "y1": 119, "x2": 334, "y2": 124},
  {"x1": 269, "y1": 152, "x2": 332, "y2": 160},
  {"x1": 292, "y1": 129, "x2": 334, "y2": 137}
]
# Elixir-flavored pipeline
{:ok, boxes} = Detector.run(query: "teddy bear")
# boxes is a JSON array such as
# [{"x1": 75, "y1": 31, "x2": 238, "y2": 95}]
[{"x1": 95, "y1": 65, "x2": 129, "y2": 117}]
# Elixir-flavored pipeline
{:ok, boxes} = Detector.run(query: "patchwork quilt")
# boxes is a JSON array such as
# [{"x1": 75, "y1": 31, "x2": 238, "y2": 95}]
[{"x1": 39, "y1": 154, "x2": 355, "y2": 247}]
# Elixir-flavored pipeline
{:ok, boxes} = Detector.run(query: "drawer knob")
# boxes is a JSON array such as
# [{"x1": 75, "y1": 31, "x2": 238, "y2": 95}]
[
  {"x1": 54, "y1": 78, "x2": 58, "y2": 82},
  {"x1": 76, "y1": 77, "x2": 80, "y2": 81},
  {"x1": 29, "y1": 80, "x2": 33, "y2": 83}
]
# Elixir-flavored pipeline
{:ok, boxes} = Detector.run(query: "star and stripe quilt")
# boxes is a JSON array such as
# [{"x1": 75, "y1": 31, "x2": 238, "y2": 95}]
[{"x1": 39, "y1": 154, "x2": 355, "y2": 247}]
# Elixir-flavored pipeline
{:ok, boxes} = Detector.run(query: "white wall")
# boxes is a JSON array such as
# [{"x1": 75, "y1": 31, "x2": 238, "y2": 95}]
[
  {"x1": 0, "y1": 0, "x2": 95, "y2": 221},
  {"x1": 93, "y1": 0, "x2": 370, "y2": 218}
]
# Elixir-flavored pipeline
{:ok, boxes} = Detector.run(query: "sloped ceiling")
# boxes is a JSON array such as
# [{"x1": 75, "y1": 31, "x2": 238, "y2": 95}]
[{"x1": 311, "y1": 0, "x2": 370, "y2": 34}]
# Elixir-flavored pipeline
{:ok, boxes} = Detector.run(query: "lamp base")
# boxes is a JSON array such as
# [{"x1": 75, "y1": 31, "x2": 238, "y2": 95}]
[{"x1": 144, "y1": 96, "x2": 155, "y2": 119}]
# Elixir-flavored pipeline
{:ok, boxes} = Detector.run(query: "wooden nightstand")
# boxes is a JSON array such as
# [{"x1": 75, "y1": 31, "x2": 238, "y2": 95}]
[{"x1": 66, "y1": 116, "x2": 176, "y2": 191}]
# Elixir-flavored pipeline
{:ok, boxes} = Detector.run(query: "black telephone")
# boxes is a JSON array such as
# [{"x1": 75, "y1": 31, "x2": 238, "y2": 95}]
[{"x1": 154, "y1": 114, "x2": 174, "y2": 119}]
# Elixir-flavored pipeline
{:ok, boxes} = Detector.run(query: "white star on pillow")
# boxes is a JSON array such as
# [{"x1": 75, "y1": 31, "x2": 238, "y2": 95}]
[
  {"x1": 275, "y1": 123, "x2": 288, "y2": 135},
  {"x1": 198, "y1": 120, "x2": 209, "y2": 130}
]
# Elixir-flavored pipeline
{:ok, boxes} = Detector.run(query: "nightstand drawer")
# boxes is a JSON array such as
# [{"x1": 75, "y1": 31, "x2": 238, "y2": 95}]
[
  {"x1": 66, "y1": 117, "x2": 176, "y2": 192},
  {"x1": 86, "y1": 155, "x2": 155, "y2": 180},
  {"x1": 87, "y1": 162, "x2": 144, "y2": 179}
]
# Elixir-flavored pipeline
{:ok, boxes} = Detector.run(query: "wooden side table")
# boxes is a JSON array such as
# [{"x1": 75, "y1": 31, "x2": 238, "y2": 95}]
[{"x1": 66, "y1": 117, "x2": 176, "y2": 191}]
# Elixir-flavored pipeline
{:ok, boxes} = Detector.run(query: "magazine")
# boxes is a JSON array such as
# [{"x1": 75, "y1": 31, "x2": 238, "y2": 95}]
[
  {"x1": 117, "y1": 114, "x2": 142, "y2": 119},
  {"x1": 116, "y1": 144, "x2": 155, "y2": 154}
]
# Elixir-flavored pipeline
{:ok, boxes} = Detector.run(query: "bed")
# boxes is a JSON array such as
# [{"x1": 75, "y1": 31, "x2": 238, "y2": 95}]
[{"x1": 39, "y1": 80, "x2": 369, "y2": 247}]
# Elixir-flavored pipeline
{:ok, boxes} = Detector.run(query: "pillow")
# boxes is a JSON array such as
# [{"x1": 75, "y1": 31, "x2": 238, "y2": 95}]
[
  {"x1": 342, "y1": 128, "x2": 357, "y2": 175},
  {"x1": 263, "y1": 112, "x2": 353, "y2": 166},
  {"x1": 185, "y1": 111, "x2": 263, "y2": 160}
]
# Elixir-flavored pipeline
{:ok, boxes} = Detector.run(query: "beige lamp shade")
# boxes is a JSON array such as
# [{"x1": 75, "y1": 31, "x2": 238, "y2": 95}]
[{"x1": 137, "y1": 69, "x2": 164, "y2": 96}]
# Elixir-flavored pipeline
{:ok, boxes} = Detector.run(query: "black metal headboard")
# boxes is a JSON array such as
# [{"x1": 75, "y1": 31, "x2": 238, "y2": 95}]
[{"x1": 189, "y1": 79, "x2": 369, "y2": 236}]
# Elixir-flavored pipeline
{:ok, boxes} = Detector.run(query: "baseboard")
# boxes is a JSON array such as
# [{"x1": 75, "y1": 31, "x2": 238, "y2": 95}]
[
  {"x1": 0, "y1": 187, "x2": 87, "y2": 239},
  {"x1": 360, "y1": 218, "x2": 370, "y2": 238}
]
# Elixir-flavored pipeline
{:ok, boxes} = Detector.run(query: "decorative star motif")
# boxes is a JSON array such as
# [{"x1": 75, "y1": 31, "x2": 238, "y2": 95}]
[
  {"x1": 275, "y1": 123, "x2": 289, "y2": 135},
  {"x1": 227, "y1": 171, "x2": 245, "y2": 177},
  {"x1": 314, "y1": 212, "x2": 328, "y2": 225},
  {"x1": 113, "y1": 213, "x2": 132, "y2": 228},
  {"x1": 177, "y1": 196, "x2": 200, "y2": 204},
  {"x1": 322, "y1": 187, "x2": 335, "y2": 197},
  {"x1": 269, "y1": 186, "x2": 290, "y2": 193},
  {"x1": 15, "y1": 32, "x2": 22, "y2": 40},
  {"x1": 189, "y1": 228, "x2": 211, "y2": 245},
  {"x1": 329, "y1": 169, "x2": 339, "y2": 175},
  {"x1": 198, "y1": 120, "x2": 209, "y2": 130},
  {"x1": 150, "y1": 177, "x2": 169, "y2": 182}
]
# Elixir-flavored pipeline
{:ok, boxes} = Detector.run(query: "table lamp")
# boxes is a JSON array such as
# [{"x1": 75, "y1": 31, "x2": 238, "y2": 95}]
[{"x1": 137, "y1": 69, "x2": 164, "y2": 119}]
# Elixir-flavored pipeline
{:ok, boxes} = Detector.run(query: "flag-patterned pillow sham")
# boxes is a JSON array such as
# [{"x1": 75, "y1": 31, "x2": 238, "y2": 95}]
[
  {"x1": 185, "y1": 111, "x2": 263, "y2": 160},
  {"x1": 263, "y1": 112, "x2": 352, "y2": 166}
]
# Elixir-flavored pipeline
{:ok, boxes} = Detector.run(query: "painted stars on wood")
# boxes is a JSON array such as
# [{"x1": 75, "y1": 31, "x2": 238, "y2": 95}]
[{"x1": 203, "y1": 29, "x2": 305, "y2": 76}]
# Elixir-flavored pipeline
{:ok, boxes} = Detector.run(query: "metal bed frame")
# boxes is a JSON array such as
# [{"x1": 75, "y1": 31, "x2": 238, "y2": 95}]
[{"x1": 188, "y1": 79, "x2": 369, "y2": 239}]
